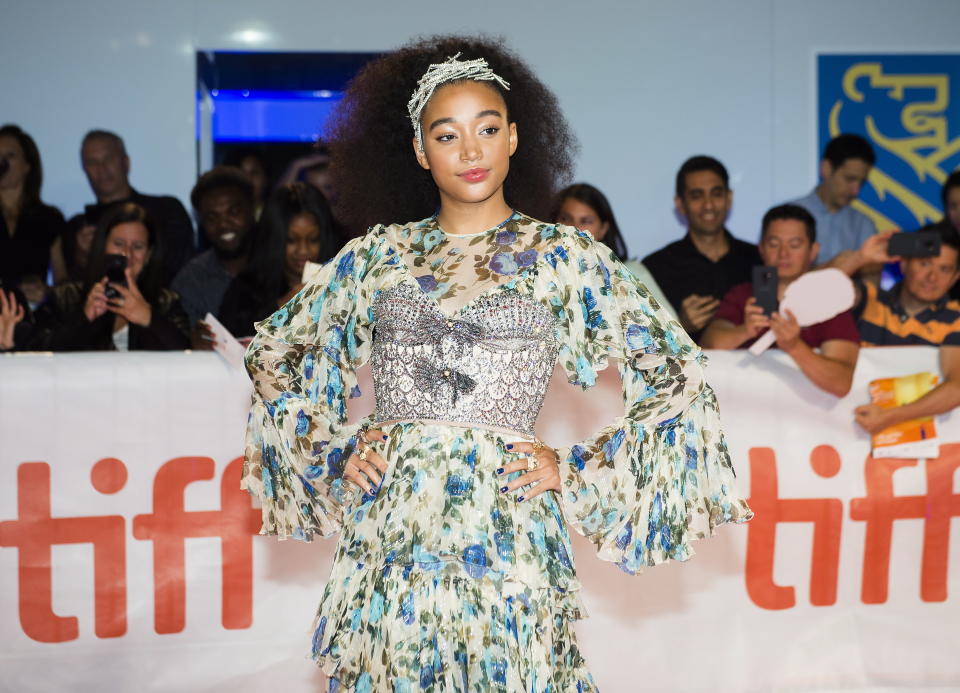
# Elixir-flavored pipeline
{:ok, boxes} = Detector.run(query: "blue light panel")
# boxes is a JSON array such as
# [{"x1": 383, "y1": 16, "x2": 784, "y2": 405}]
[{"x1": 209, "y1": 89, "x2": 343, "y2": 142}]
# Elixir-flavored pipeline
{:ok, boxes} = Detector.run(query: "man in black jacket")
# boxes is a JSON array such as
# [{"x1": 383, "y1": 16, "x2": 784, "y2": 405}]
[{"x1": 64, "y1": 130, "x2": 195, "y2": 283}]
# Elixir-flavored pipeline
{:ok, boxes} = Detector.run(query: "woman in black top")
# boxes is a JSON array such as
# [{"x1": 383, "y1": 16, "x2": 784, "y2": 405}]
[
  {"x1": 31, "y1": 202, "x2": 189, "y2": 351},
  {"x1": 0, "y1": 124, "x2": 66, "y2": 302},
  {"x1": 218, "y1": 182, "x2": 342, "y2": 336}
]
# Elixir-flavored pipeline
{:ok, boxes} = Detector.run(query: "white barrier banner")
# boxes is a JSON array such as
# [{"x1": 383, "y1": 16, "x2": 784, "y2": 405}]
[{"x1": 1, "y1": 348, "x2": 958, "y2": 692}]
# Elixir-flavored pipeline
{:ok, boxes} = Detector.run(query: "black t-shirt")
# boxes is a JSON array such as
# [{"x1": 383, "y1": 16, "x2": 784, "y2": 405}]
[
  {"x1": 218, "y1": 274, "x2": 281, "y2": 338},
  {"x1": 0, "y1": 202, "x2": 66, "y2": 286},
  {"x1": 643, "y1": 230, "x2": 761, "y2": 336}
]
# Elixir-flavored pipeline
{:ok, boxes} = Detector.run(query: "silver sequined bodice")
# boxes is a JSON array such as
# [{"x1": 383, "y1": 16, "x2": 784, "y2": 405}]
[{"x1": 370, "y1": 282, "x2": 559, "y2": 436}]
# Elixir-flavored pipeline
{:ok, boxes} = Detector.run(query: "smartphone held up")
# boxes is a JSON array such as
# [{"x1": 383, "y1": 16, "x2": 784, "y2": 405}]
[
  {"x1": 887, "y1": 230, "x2": 941, "y2": 259},
  {"x1": 103, "y1": 254, "x2": 128, "y2": 299},
  {"x1": 752, "y1": 265, "x2": 779, "y2": 316}
]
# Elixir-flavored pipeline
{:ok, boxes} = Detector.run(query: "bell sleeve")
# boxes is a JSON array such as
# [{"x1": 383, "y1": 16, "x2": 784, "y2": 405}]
[
  {"x1": 546, "y1": 229, "x2": 752, "y2": 574},
  {"x1": 241, "y1": 234, "x2": 381, "y2": 541}
]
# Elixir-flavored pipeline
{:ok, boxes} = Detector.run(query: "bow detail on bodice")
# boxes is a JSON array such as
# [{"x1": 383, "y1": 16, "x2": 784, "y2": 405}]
[
  {"x1": 413, "y1": 363, "x2": 477, "y2": 404},
  {"x1": 417, "y1": 313, "x2": 485, "y2": 351},
  {"x1": 370, "y1": 282, "x2": 560, "y2": 436}
]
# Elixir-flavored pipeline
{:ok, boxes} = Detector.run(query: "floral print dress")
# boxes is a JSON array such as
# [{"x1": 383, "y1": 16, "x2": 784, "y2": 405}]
[{"x1": 242, "y1": 212, "x2": 752, "y2": 692}]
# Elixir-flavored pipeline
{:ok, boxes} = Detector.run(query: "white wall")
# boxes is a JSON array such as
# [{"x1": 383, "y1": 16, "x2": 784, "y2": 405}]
[{"x1": 3, "y1": 0, "x2": 958, "y2": 258}]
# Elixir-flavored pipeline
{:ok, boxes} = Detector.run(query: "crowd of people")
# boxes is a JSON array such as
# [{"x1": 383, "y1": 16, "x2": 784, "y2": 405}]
[
  {"x1": 550, "y1": 139, "x2": 960, "y2": 439},
  {"x1": 630, "y1": 138, "x2": 960, "y2": 436},
  {"x1": 0, "y1": 127, "x2": 344, "y2": 353},
  {"x1": 2, "y1": 123, "x2": 959, "y2": 434}
]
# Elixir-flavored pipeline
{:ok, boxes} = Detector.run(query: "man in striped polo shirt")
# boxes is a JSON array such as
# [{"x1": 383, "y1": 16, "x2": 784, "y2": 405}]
[{"x1": 839, "y1": 222, "x2": 960, "y2": 433}]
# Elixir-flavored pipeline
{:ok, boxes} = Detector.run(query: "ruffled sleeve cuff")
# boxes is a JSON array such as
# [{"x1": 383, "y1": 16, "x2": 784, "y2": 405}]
[
  {"x1": 241, "y1": 393, "x2": 374, "y2": 541},
  {"x1": 555, "y1": 385, "x2": 752, "y2": 574},
  {"x1": 239, "y1": 233, "x2": 381, "y2": 541},
  {"x1": 545, "y1": 227, "x2": 751, "y2": 574}
]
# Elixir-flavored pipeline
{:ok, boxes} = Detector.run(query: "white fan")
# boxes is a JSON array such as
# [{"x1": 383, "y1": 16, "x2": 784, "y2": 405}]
[{"x1": 748, "y1": 268, "x2": 856, "y2": 355}]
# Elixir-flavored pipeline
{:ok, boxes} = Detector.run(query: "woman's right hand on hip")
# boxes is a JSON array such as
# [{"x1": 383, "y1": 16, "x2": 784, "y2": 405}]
[{"x1": 344, "y1": 428, "x2": 390, "y2": 495}]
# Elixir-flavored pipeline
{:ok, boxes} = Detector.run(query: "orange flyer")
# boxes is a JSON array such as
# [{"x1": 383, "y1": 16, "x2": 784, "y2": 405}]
[{"x1": 868, "y1": 372, "x2": 939, "y2": 459}]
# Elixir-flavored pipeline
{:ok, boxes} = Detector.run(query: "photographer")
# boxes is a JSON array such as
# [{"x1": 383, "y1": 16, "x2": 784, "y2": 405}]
[
  {"x1": 30, "y1": 203, "x2": 189, "y2": 351},
  {"x1": 836, "y1": 222, "x2": 960, "y2": 434},
  {"x1": 701, "y1": 204, "x2": 860, "y2": 397}
]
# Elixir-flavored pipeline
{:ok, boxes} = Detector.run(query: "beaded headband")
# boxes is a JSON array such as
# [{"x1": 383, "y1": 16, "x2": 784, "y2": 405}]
[{"x1": 407, "y1": 53, "x2": 511, "y2": 151}]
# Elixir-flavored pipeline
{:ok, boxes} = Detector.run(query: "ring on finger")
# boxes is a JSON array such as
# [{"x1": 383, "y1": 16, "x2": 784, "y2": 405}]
[
  {"x1": 526, "y1": 456, "x2": 538, "y2": 472},
  {"x1": 357, "y1": 445, "x2": 368, "y2": 462}
]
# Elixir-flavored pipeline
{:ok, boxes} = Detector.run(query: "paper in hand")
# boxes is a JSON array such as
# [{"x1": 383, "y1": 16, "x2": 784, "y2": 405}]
[
  {"x1": 749, "y1": 269, "x2": 855, "y2": 355},
  {"x1": 202, "y1": 312, "x2": 247, "y2": 369},
  {"x1": 868, "y1": 372, "x2": 939, "y2": 459}
]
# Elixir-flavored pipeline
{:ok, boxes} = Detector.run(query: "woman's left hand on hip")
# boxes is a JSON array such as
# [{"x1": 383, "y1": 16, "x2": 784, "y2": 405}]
[{"x1": 496, "y1": 440, "x2": 560, "y2": 502}]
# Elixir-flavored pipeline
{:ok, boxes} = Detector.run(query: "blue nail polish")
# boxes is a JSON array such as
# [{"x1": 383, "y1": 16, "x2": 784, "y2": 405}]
[
  {"x1": 517, "y1": 495, "x2": 525, "y2": 502},
  {"x1": 506, "y1": 444, "x2": 513, "y2": 450},
  {"x1": 500, "y1": 486, "x2": 508, "y2": 493},
  {"x1": 383, "y1": 434, "x2": 389, "y2": 440},
  {"x1": 495, "y1": 467, "x2": 504, "y2": 475}
]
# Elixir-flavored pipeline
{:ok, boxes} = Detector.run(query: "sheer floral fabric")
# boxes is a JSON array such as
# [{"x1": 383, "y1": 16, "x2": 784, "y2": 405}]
[{"x1": 242, "y1": 212, "x2": 752, "y2": 692}]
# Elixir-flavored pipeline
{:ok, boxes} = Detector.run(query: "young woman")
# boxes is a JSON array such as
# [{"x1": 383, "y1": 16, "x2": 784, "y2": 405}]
[
  {"x1": 51, "y1": 213, "x2": 97, "y2": 285},
  {"x1": 31, "y1": 202, "x2": 189, "y2": 351},
  {"x1": 554, "y1": 182, "x2": 676, "y2": 318},
  {"x1": 242, "y1": 35, "x2": 751, "y2": 691},
  {"x1": 218, "y1": 182, "x2": 342, "y2": 337},
  {"x1": 0, "y1": 124, "x2": 66, "y2": 304}
]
